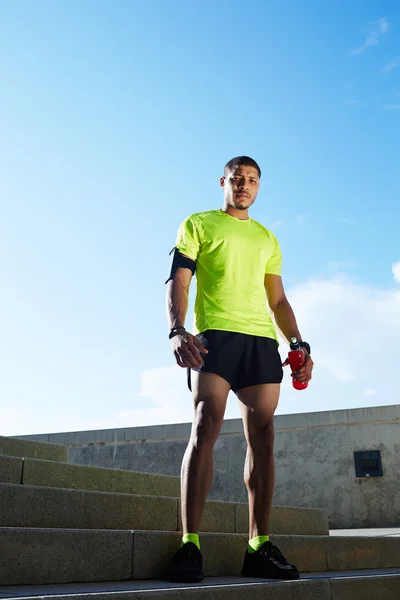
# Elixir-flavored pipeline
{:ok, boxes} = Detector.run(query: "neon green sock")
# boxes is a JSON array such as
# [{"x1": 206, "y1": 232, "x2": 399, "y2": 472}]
[
  {"x1": 181, "y1": 533, "x2": 200, "y2": 550},
  {"x1": 248, "y1": 535, "x2": 270, "y2": 554}
]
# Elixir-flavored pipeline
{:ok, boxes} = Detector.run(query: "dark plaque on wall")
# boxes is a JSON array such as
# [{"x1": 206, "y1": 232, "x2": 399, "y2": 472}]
[{"x1": 354, "y1": 450, "x2": 383, "y2": 477}]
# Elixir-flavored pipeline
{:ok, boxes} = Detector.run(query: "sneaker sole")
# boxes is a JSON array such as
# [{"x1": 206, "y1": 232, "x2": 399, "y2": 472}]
[
  {"x1": 169, "y1": 572, "x2": 205, "y2": 583},
  {"x1": 241, "y1": 569, "x2": 300, "y2": 580}
]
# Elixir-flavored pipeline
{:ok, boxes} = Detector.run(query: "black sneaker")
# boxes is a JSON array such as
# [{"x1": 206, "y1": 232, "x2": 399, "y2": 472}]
[
  {"x1": 241, "y1": 541, "x2": 299, "y2": 580},
  {"x1": 168, "y1": 542, "x2": 204, "y2": 583}
]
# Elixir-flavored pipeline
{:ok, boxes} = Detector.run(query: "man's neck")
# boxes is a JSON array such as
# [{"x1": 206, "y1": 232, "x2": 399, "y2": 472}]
[{"x1": 221, "y1": 206, "x2": 250, "y2": 220}]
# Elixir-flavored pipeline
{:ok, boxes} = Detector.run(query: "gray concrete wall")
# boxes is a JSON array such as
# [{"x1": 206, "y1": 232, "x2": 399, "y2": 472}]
[{"x1": 19, "y1": 405, "x2": 400, "y2": 529}]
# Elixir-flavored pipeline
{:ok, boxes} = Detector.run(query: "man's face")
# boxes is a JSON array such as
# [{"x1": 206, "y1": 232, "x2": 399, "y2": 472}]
[{"x1": 220, "y1": 165, "x2": 260, "y2": 210}]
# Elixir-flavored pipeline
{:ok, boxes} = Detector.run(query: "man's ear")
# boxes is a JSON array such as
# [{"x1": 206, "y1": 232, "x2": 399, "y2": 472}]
[{"x1": 220, "y1": 176, "x2": 225, "y2": 188}]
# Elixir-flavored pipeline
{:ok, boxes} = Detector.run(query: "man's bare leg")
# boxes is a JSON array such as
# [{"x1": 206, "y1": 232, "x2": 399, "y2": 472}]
[
  {"x1": 237, "y1": 383, "x2": 299, "y2": 579},
  {"x1": 181, "y1": 372, "x2": 230, "y2": 534},
  {"x1": 237, "y1": 383, "x2": 280, "y2": 539}
]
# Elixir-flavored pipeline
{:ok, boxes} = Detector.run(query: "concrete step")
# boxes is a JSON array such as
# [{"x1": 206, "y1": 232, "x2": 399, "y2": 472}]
[
  {"x1": 0, "y1": 457, "x2": 329, "y2": 535},
  {"x1": 0, "y1": 482, "x2": 328, "y2": 535},
  {"x1": 1, "y1": 571, "x2": 400, "y2": 600},
  {"x1": 0, "y1": 527, "x2": 132, "y2": 586},
  {"x1": 235, "y1": 501, "x2": 328, "y2": 536},
  {"x1": 21, "y1": 457, "x2": 181, "y2": 498},
  {"x1": 0, "y1": 483, "x2": 178, "y2": 532},
  {"x1": 0, "y1": 436, "x2": 67, "y2": 462},
  {"x1": 127, "y1": 530, "x2": 400, "y2": 579},
  {"x1": 0, "y1": 455, "x2": 23, "y2": 484},
  {"x1": 1, "y1": 528, "x2": 400, "y2": 586}
]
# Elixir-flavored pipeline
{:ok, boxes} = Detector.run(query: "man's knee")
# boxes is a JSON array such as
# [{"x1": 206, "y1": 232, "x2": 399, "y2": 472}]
[
  {"x1": 248, "y1": 417, "x2": 275, "y2": 456},
  {"x1": 191, "y1": 400, "x2": 224, "y2": 448}
]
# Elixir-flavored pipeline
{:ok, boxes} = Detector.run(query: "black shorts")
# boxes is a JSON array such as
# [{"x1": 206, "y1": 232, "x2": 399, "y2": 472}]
[{"x1": 187, "y1": 330, "x2": 283, "y2": 393}]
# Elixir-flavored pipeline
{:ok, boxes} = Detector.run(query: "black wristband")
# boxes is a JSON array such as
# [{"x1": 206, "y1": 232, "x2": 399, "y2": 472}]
[
  {"x1": 300, "y1": 341, "x2": 311, "y2": 355},
  {"x1": 169, "y1": 326, "x2": 186, "y2": 339}
]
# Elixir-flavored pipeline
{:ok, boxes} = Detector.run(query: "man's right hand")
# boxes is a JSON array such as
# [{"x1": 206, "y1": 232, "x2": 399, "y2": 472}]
[{"x1": 171, "y1": 331, "x2": 208, "y2": 369}]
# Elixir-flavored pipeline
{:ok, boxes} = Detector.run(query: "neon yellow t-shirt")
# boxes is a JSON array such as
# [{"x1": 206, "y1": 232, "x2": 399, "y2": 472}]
[{"x1": 175, "y1": 209, "x2": 282, "y2": 340}]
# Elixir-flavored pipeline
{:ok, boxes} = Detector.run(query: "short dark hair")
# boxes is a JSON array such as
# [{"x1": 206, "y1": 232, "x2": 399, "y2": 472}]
[{"x1": 224, "y1": 156, "x2": 261, "y2": 178}]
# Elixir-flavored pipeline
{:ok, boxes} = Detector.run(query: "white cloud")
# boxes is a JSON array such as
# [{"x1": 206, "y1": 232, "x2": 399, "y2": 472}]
[
  {"x1": 269, "y1": 220, "x2": 285, "y2": 230},
  {"x1": 393, "y1": 262, "x2": 400, "y2": 284},
  {"x1": 383, "y1": 105, "x2": 400, "y2": 111},
  {"x1": 4, "y1": 267, "x2": 399, "y2": 436},
  {"x1": 73, "y1": 268, "x2": 400, "y2": 429},
  {"x1": 382, "y1": 57, "x2": 400, "y2": 73},
  {"x1": 77, "y1": 366, "x2": 199, "y2": 431},
  {"x1": 352, "y1": 18, "x2": 390, "y2": 55},
  {"x1": 278, "y1": 274, "x2": 399, "y2": 392},
  {"x1": 364, "y1": 388, "x2": 376, "y2": 397},
  {"x1": 379, "y1": 17, "x2": 390, "y2": 33}
]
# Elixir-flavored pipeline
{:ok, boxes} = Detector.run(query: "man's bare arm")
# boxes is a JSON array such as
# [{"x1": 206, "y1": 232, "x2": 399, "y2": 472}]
[
  {"x1": 264, "y1": 273, "x2": 313, "y2": 383},
  {"x1": 166, "y1": 260, "x2": 208, "y2": 368},
  {"x1": 166, "y1": 266, "x2": 193, "y2": 330},
  {"x1": 264, "y1": 274, "x2": 302, "y2": 343}
]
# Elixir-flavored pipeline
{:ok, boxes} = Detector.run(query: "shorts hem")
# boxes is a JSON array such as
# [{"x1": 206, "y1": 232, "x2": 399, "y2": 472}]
[
  {"x1": 233, "y1": 379, "x2": 283, "y2": 394},
  {"x1": 187, "y1": 368, "x2": 233, "y2": 391}
]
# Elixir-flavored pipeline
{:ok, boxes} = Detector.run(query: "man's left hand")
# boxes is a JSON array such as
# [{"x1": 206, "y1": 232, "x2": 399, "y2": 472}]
[{"x1": 283, "y1": 351, "x2": 314, "y2": 383}]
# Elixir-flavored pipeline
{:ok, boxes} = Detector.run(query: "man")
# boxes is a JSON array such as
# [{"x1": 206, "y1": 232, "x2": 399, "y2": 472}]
[{"x1": 165, "y1": 156, "x2": 314, "y2": 582}]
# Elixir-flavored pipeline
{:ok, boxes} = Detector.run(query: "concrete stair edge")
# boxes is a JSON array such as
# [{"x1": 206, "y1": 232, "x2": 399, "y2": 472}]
[
  {"x1": 0, "y1": 437, "x2": 67, "y2": 463},
  {"x1": 2, "y1": 572, "x2": 400, "y2": 600},
  {"x1": 2, "y1": 573, "x2": 400, "y2": 600},
  {"x1": 0, "y1": 482, "x2": 329, "y2": 536},
  {"x1": 0, "y1": 455, "x2": 330, "y2": 536},
  {"x1": 1, "y1": 527, "x2": 400, "y2": 586},
  {"x1": 1, "y1": 454, "x2": 328, "y2": 515},
  {"x1": 20, "y1": 456, "x2": 182, "y2": 498}
]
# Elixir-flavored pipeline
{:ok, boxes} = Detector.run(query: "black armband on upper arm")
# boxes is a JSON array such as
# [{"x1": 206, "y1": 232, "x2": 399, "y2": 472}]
[{"x1": 165, "y1": 247, "x2": 196, "y2": 284}]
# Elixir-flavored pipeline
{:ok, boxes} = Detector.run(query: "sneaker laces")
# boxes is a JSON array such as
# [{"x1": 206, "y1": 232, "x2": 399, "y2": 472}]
[{"x1": 259, "y1": 542, "x2": 289, "y2": 565}]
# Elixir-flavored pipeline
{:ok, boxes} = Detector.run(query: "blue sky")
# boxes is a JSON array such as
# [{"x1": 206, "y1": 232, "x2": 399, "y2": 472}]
[{"x1": 1, "y1": 1, "x2": 399, "y2": 435}]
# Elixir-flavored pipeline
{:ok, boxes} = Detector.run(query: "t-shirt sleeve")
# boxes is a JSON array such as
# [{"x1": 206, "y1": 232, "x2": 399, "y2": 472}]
[
  {"x1": 175, "y1": 215, "x2": 201, "y2": 261},
  {"x1": 265, "y1": 235, "x2": 282, "y2": 276}
]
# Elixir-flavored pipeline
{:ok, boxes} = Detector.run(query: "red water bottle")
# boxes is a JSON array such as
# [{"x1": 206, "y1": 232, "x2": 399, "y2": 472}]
[{"x1": 288, "y1": 337, "x2": 308, "y2": 390}]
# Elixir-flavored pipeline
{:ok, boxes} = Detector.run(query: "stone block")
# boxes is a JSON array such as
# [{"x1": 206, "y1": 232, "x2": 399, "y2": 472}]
[
  {"x1": 132, "y1": 531, "x2": 246, "y2": 579},
  {"x1": 0, "y1": 436, "x2": 67, "y2": 462},
  {"x1": 133, "y1": 531, "x2": 181, "y2": 579},
  {"x1": 22, "y1": 458, "x2": 180, "y2": 497},
  {"x1": 330, "y1": 574, "x2": 400, "y2": 599},
  {"x1": 270, "y1": 534, "x2": 328, "y2": 573},
  {"x1": 0, "y1": 527, "x2": 133, "y2": 585},
  {"x1": 0, "y1": 456, "x2": 23, "y2": 484},
  {"x1": 0, "y1": 483, "x2": 178, "y2": 531},
  {"x1": 200, "y1": 533, "x2": 248, "y2": 576},
  {"x1": 132, "y1": 531, "x2": 328, "y2": 579},
  {"x1": 235, "y1": 504, "x2": 329, "y2": 536},
  {"x1": 178, "y1": 499, "x2": 236, "y2": 533},
  {"x1": 328, "y1": 536, "x2": 400, "y2": 570}
]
